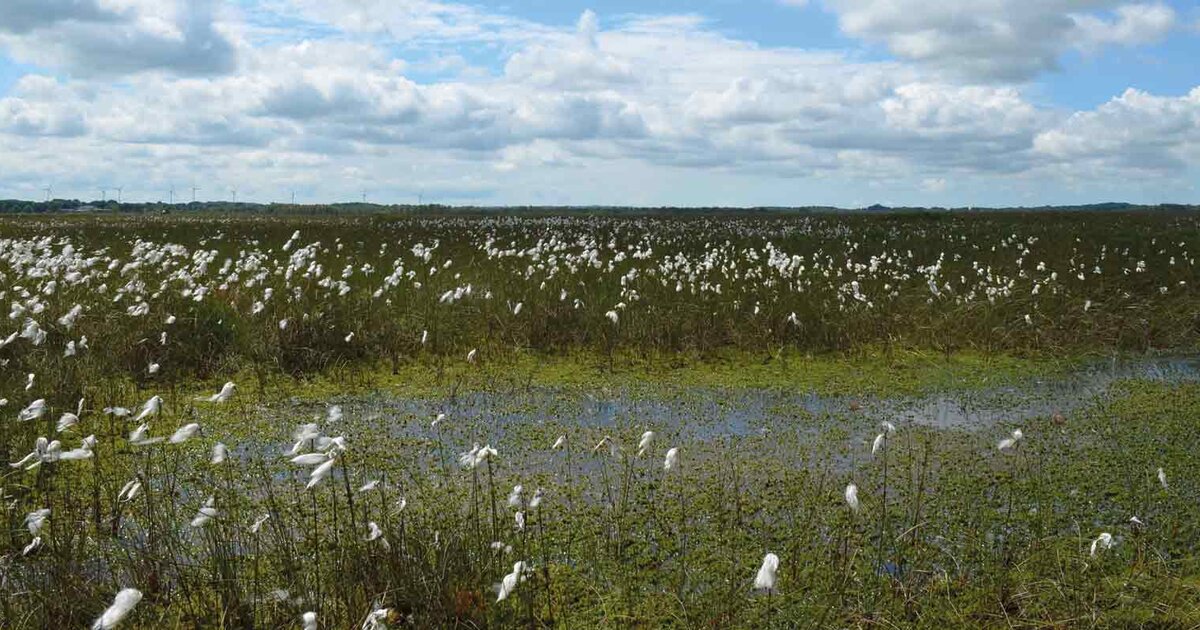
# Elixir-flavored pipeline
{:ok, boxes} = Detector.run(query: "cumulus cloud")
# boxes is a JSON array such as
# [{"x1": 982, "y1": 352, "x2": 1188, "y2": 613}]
[
  {"x1": 1072, "y1": 3, "x2": 1176, "y2": 49},
  {"x1": 1034, "y1": 87, "x2": 1200, "y2": 172},
  {"x1": 504, "y1": 11, "x2": 638, "y2": 90},
  {"x1": 0, "y1": 76, "x2": 89, "y2": 137},
  {"x1": 0, "y1": 0, "x2": 120, "y2": 34},
  {"x1": 282, "y1": 0, "x2": 550, "y2": 44},
  {"x1": 0, "y1": 0, "x2": 237, "y2": 77},
  {"x1": 823, "y1": 1, "x2": 1176, "y2": 81}
]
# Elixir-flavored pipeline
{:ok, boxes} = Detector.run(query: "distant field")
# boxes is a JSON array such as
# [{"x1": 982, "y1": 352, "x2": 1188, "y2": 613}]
[
  {"x1": 0, "y1": 211, "x2": 1196, "y2": 377},
  {"x1": 2, "y1": 211, "x2": 1199, "y2": 628}
]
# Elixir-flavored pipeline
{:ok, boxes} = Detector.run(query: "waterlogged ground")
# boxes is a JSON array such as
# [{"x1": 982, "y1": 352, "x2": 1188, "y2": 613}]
[
  {"x1": 253, "y1": 355, "x2": 1200, "y2": 465},
  {"x1": 9, "y1": 354, "x2": 1200, "y2": 628}
]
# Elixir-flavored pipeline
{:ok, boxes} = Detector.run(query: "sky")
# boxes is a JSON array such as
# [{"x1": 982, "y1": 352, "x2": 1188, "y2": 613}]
[{"x1": 0, "y1": 0, "x2": 1198, "y2": 207}]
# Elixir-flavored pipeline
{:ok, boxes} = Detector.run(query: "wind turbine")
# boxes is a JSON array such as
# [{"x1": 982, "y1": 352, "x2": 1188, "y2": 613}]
[
  {"x1": 43, "y1": 185, "x2": 52, "y2": 202},
  {"x1": 231, "y1": 187, "x2": 237, "y2": 203},
  {"x1": 291, "y1": 190, "x2": 296, "y2": 205},
  {"x1": 191, "y1": 185, "x2": 200, "y2": 203},
  {"x1": 169, "y1": 185, "x2": 176, "y2": 205},
  {"x1": 101, "y1": 188, "x2": 107, "y2": 202},
  {"x1": 115, "y1": 187, "x2": 123, "y2": 203}
]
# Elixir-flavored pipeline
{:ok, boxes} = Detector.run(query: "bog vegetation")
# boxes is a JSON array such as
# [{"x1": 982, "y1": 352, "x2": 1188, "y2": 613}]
[{"x1": 0, "y1": 211, "x2": 1198, "y2": 628}]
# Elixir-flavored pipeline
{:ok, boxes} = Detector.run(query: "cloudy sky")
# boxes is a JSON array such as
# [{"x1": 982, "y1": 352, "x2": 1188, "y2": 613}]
[{"x1": 1, "y1": 0, "x2": 1198, "y2": 206}]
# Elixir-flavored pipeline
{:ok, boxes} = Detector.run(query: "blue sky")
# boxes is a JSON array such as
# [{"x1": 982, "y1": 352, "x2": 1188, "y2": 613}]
[{"x1": 0, "y1": 0, "x2": 1197, "y2": 206}]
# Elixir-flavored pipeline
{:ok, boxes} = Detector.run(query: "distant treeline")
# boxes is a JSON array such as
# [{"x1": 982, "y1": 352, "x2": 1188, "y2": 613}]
[{"x1": 0, "y1": 198, "x2": 1197, "y2": 216}]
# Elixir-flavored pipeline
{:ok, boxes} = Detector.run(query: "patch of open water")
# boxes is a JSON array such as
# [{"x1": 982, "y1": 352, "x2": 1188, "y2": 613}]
[{"x1": 262, "y1": 356, "x2": 1200, "y2": 444}]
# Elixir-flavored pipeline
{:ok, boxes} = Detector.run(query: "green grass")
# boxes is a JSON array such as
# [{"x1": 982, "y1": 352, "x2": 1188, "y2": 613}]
[{"x1": 198, "y1": 347, "x2": 1081, "y2": 403}]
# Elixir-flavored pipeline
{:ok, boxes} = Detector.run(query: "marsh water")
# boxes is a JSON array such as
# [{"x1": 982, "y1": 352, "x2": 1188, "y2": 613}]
[{"x1": 265, "y1": 356, "x2": 1200, "y2": 449}]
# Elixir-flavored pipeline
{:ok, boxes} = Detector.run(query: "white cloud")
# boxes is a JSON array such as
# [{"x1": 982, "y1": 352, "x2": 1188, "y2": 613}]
[
  {"x1": 0, "y1": 0, "x2": 238, "y2": 77},
  {"x1": 882, "y1": 84, "x2": 1040, "y2": 134},
  {"x1": 1034, "y1": 87, "x2": 1200, "y2": 173},
  {"x1": 1072, "y1": 3, "x2": 1176, "y2": 49},
  {"x1": 504, "y1": 12, "x2": 637, "y2": 90},
  {"x1": 824, "y1": 1, "x2": 1176, "y2": 81},
  {"x1": 280, "y1": 0, "x2": 551, "y2": 45},
  {"x1": 0, "y1": 76, "x2": 88, "y2": 137},
  {"x1": 921, "y1": 177, "x2": 948, "y2": 193}
]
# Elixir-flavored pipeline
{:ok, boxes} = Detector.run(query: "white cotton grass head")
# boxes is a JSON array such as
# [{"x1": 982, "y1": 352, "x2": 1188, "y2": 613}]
[
  {"x1": 169, "y1": 423, "x2": 201, "y2": 444},
  {"x1": 362, "y1": 607, "x2": 392, "y2": 630},
  {"x1": 1158, "y1": 467, "x2": 1168, "y2": 490},
  {"x1": 496, "y1": 561, "x2": 528, "y2": 602},
  {"x1": 302, "y1": 611, "x2": 317, "y2": 630},
  {"x1": 211, "y1": 443, "x2": 228, "y2": 465},
  {"x1": 25, "y1": 508, "x2": 50, "y2": 535},
  {"x1": 507, "y1": 485, "x2": 523, "y2": 508},
  {"x1": 133, "y1": 395, "x2": 162, "y2": 422},
  {"x1": 18, "y1": 398, "x2": 47, "y2": 422},
  {"x1": 998, "y1": 428, "x2": 1023, "y2": 451},
  {"x1": 57, "y1": 412, "x2": 79, "y2": 433},
  {"x1": 191, "y1": 497, "x2": 218, "y2": 528},
  {"x1": 118, "y1": 480, "x2": 141, "y2": 503},
  {"x1": 199, "y1": 381, "x2": 235, "y2": 403},
  {"x1": 458, "y1": 443, "x2": 481, "y2": 468},
  {"x1": 292, "y1": 452, "x2": 329, "y2": 466},
  {"x1": 637, "y1": 430, "x2": 655, "y2": 457},
  {"x1": 129, "y1": 423, "x2": 162, "y2": 447},
  {"x1": 92, "y1": 588, "x2": 142, "y2": 629},
  {"x1": 1090, "y1": 532, "x2": 1114, "y2": 557},
  {"x1": 753, "y1": 552, "x2": 779, "y2": 593},
  {"x1": 871, "y1": 433, "x2": 886, "y2": 456},
  {"x1": 250, "y1": 513, "x2": 271, "y2": 534},
  {"x1": 663, "y1": 447, "x2": 679, "y2": 472},
  {"x1": 552, "y1": 435, "x2": 566, "y2": 450},
  {"x1": 307, "y1": 457, "x2": 337, "y2": 489},
  {"x1": 845, "y1": 483, "x2": 860, "y2": 512}
]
